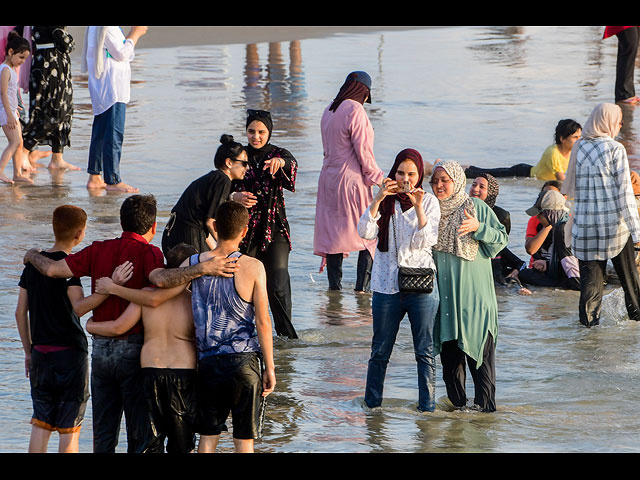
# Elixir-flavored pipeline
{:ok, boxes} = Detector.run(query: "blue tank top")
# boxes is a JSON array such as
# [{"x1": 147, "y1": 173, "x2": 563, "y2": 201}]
[{"x1": 190, "y1": 251, "x2": 259, "y2": 359}]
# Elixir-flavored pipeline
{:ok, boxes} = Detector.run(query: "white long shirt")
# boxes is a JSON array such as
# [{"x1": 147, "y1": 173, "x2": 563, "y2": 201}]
[
  {"x1": 358, "y1": 193, "x2": 440, "y2": 294},
  {"x1": 86, "y1": 26, "x2": 135, "y2": 116}
]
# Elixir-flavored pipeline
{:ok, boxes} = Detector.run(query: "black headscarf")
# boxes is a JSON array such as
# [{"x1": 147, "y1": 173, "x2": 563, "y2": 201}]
[{"x1": 246, "y1": 109, "x2": 276, "y2": 158}]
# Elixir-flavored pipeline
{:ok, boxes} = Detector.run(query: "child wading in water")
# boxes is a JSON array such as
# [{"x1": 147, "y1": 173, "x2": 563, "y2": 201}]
[{"x1": 0, "y1": 31, "x2": 32, "y2": 185}]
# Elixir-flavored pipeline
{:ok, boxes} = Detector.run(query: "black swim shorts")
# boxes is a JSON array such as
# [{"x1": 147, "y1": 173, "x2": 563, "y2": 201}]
[
  {"x1": 29, "y1": 348, "x2": 89, "y2": 433},
  {"x1": 141, "y1": 367, "x2": 197, "y2": 453},
  {"x1": 196, "y1": 352, "x2": 266, "y2": 440}
]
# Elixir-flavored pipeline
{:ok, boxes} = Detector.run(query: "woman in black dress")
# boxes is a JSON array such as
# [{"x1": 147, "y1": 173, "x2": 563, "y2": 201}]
[
  {"x1": 162, "y1": 134, "x2": 248, "y2": 256},
  {"x1": 20, "y1": 26, "x2": 79, "y2": 170},
  {"x1": 231, "y1": 109, "x2": 298, "y2": 339}
]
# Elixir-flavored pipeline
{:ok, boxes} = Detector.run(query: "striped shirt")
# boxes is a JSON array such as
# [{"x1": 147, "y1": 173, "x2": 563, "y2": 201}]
[{"x1": 571, "y1": 137, "x2": 640, "y2": 261}]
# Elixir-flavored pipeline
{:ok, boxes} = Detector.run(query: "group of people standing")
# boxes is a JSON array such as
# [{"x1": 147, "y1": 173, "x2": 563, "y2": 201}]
[
  {"x1": 1, "y1": 26, "x2": 147, "y2": 192},
  {"x1": 312, "y1": 70, "x2": 640, "y2": 413},
  {"x1": 11, "y1": 27, "x2": 640, "y2": 453},
  {"x1": 309, "y1": 71, "x2": 507, "y2": 412}
]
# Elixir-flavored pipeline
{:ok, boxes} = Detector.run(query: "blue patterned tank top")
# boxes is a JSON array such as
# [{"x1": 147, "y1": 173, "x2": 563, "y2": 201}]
[{"x1": 190, "y1": 251, "x2": 259, "y2": 359}]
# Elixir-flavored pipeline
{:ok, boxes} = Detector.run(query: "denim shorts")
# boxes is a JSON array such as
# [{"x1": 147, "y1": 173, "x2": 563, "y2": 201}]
[{"x1": 30, "y1": 348, "x2": 89, "y2": 433}]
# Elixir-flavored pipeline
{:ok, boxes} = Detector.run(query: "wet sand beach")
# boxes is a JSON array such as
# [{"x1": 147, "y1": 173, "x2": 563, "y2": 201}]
[{"x1": 1, "y1": 26, "x2": 640, "y2": 453}]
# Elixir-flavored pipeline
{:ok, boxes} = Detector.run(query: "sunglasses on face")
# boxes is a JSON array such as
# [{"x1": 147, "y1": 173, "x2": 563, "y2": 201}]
[{"x1": 247, "y1": 109, "x2": 272, "y2": 120}]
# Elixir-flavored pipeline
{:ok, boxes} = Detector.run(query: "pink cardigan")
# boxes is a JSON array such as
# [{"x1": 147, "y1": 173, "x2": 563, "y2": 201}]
[{"x1": 313, "y1": 99, "x2": 383, "y2": 269}]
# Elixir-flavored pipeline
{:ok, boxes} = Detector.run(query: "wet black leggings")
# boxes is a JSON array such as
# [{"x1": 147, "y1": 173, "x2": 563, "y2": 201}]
[
  {"x1": 464, "y1": 163, "x2": 532, "y2": 179},
  {"x1": 253, "y1": 232, "x2": 298, "y2": 339},
  {"x1": 578, "y1": 236, "x2": 640, "y2": 327},
  {"x1": 440, "y1": 333, "x2": 496, "y2": 412},
  {"x1": 325, "y1": 250, "x2": 373, "y2": 292},
  {"x1": 615, "y1": 27, "x2": 639, "y2": 102}
]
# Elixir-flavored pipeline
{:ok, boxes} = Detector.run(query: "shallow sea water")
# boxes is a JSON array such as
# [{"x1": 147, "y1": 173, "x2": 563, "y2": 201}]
[{"x1": 1, "y1": 26, "x2": 640, "y2": 453}]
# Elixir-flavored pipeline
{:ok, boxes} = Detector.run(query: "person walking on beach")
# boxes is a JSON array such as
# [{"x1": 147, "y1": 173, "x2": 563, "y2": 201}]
[
  {"x1": 430, "y1": 160, "x2": 508, "y2": 412},
  {"x1": 562, "y1": 103, "x2": 640, "y2": 327},
  {"x1": 82, "y1": 26, "x2": 147, "y2": 193},
  {"x1": 313, "y1": 71, "x2": 384, "y2": 292},
  {"x1": 0, "y1": 31, "x2": 32, "y2": 184},
  {"x1": 19, "y1": 26, "x2": 80, "y2": 172},
  {"x1": 358, "y1": 148, "x2": 440, "y2": 412},
  {"x1": 231, "y1": 109, "x2": 298, "y2": 339}
]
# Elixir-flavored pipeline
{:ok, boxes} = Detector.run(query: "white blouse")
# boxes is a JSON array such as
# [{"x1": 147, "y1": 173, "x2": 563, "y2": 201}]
[
  {"x1": 86, "y1": 26, "x2": 136, "y2": 116},
  {"x1": 358, "y1": 193, "x2": 440, "y2": 294}
]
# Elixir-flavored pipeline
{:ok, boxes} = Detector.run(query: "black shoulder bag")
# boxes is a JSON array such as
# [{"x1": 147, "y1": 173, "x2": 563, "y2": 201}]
[{"x1": 392, "y1": 213, "x2": 435, "y2": 294}]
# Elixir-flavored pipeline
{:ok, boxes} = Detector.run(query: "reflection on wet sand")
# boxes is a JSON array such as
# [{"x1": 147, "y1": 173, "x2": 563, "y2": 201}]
[{"x1": 241, "y1": 41, "x2": 307, "y2": 138}]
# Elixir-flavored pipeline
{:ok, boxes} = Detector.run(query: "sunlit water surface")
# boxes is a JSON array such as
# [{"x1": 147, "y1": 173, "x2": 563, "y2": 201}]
[{"x1": 1, "y1": 26, "x2": 639, "y2": 453}]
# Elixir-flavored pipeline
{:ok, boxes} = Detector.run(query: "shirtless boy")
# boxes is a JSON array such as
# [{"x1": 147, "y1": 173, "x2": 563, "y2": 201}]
[
  {"x1": 86, "y1": 243, "x2": 199, "y2": 453},
  {"x1": 189, "y1": 201, "x2": 276, "y2": 453}
]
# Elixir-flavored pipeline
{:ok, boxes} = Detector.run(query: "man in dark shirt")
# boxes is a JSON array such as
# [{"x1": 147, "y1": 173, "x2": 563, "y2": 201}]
[{"x1": 23, "y1": 194, "x2": 239, "y2": 453}]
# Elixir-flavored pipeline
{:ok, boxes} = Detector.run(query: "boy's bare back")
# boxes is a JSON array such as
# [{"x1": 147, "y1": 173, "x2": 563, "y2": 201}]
[
  {"x1": 140, "y1": 289, "x2": 196, "y2": 369},
  {"x1": 191, "y1": 251, "x2": 266, "y2": 304}
]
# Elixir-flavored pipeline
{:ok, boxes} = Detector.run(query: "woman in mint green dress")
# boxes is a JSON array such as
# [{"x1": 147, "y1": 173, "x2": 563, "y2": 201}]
[{"x1": 429, "y1": 160, "x2": 508, "y2": 412}]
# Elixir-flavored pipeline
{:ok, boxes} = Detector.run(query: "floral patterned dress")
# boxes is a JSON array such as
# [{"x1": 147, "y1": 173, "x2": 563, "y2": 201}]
[
  {"x1": 23, "y1": 26, "x2": 75, "y2": 152},
  {"x1": 233, "y1": 143, "x2": 298, "y2": 256}
]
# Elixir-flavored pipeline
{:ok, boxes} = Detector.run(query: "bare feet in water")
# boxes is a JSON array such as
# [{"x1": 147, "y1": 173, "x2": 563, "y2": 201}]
[
  {"x1": 28, "y1": 149, "x2": 52, "y2": 169},
  {"x1": 105, "y1": 182, "x2": 139, "y2": 193},
  {"x1": 87, "y1": 174, "x2": 139, "y2": 193},
  {"x1": 0, "y1": 173, "x2": 15, "y2": 185},
  {"x1": 619, "y1": 96, "x2": 640, "y2": 105},
  {"x1": 86, "y1": 174, "x2": 107, "y2": 189},
  {"x1": 48, "y1": 154, "x2": 81, "y2": 171},
  {"x1": 13, "y1": 173, "x2": 34, "y2": 185}
]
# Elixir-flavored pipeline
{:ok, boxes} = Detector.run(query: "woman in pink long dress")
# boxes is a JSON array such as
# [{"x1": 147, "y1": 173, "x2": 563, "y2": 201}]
[{"x1": 313, "y1": 71, "x2": 384, "y2": 291}]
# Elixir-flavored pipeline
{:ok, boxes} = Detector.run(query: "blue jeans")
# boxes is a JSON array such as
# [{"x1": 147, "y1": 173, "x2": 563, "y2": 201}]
[
  {"x1": 87, "y1": 102, "x2": 126, "y2": 185},
  {"x1": 364, "y1": 283, "x2": 440, "y2": 412},
  {"x1": 91, "y1": 335, "x2": 148, "y2": 453}
]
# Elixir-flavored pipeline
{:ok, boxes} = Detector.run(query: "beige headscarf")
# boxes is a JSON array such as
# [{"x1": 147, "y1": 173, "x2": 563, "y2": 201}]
[
  {"x1": 562, "y1": 103, "x2": 623, "y2": 246},
  {"x1": 562, "y1": 103, "x2": 622, "y2": 199},
  {"x1": 431, "y1": 160, "x2": 479, "y2": 261}
]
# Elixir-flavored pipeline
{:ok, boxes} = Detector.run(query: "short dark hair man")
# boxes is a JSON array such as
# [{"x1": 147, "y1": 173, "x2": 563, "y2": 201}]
[{"x1": 23, "y1": 194, "x2": 238, "y2": 453}]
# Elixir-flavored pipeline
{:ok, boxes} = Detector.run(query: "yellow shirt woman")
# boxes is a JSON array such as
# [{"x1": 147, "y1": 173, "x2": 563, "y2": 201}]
[{"x1": 530, "y1": 144, "x2": 569, "y2": 181}]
